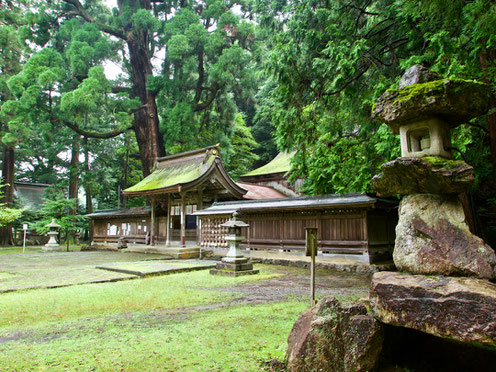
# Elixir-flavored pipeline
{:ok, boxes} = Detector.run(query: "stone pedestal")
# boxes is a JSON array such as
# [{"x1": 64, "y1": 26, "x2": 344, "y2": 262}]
[
  {"x1": 394, "y1": 194, "x2": 496, "y2": 279},
  {"x1": 210, "y1": 257, "x2": 259, "y2": 277},
  {"x1": 43, "y1": 231, "x2": 62, "y2": 252}
]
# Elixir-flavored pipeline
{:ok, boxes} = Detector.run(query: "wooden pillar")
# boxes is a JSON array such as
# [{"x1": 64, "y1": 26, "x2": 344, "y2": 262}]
[
  {"x1": 89, "y1": 219, "x2": 94, "y2": 244},
  {"x1": 150, "y1": 197, "x2": 156, "y2": 246},
  {"x1": 196, "y1": 188, "x2": 203, "y2": 245},
  {"x1": 166, "y1": 194, "x2": 171, "y2": 247},
  {"x1": 180, "y1": 193, "x2": 186, "y2": 247}
]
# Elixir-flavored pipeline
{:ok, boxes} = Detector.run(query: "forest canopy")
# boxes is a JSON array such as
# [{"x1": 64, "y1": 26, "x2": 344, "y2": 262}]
[{"x1": 1, "y1": 0, "x2": 495, "y2": 242}]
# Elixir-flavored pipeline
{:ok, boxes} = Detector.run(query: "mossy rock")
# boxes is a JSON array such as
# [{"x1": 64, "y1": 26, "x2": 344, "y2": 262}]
[
  {"x1": 286, "y1": 297, "x2": 383, "y2": 372},
  {"x1": 371, "y1": 156, "x2": 474, "y2": 196},
  {"x1": 372, "y1": 79, "x2": 492, "y2": 133}
]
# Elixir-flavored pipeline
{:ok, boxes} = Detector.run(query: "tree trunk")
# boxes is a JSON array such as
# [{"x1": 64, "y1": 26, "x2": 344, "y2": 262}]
[
  {"x1": 0, "y1": 145, "x2": 15, "y2": 245},
  {"x1": 69, "y1": 134, "x2": 80, "y2": 215},
  {"x1": 83, "y1": 137, "x2": 92, "y2": 240},
  {"x1": 127, "y1": 39, "x2": 165, "y2": 177},
  {"x1": 122, "y1": 137, "x2": 130, "y2": 208}
]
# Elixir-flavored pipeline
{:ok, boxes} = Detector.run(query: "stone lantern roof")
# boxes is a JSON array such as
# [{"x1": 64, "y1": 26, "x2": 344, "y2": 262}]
[
  {"x1": 372, "y1": 70, "x2": 492, "y2": 134},
  {"x1": 220, "y1": 212, "x2": 249, "y2": 228},
  {"x1": 45, "y1": 218, "x2": 61, "y2": 229}
]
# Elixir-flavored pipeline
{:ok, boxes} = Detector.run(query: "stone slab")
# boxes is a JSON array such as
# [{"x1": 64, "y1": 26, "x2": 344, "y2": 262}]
[
  {"x1": 215, "y1": 262, "x2": 254, "y2": 271},
  {"x1": 371, "y1": 157, "x2": 474, "y2": 196},
  {"x1": 370, "y1": 271, "x2": 496, "y2": 347},
  {"x1": 372, "y1": 78, "x2": 492, "y2": 132},
  {"x1": 97, "y1": 260, "x2": 216, "y2": 277},
  {"x1": 209, "y1": 269, "x2": 259, "y2": 277}
]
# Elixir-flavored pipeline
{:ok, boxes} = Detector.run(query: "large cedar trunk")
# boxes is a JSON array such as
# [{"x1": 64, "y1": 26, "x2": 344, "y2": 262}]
[
  {"x1": 83, "y1": 137, "x2": 92, "y2": 241},
  {"x1": 127, "y1": 37, "x2": 165, "y2": 176},
  {"x1": 69, "y1": 134, "x2": 80, "y2": 215},
  {"x1": 0, "y1": 146, "x2": 15, "y2": 245}
]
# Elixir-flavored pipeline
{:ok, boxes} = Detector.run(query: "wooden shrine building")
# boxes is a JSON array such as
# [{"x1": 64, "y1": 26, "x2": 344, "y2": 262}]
[
  {"x1": 88, "y1": 147, "x2": 398, "y2": 264},
  {"x1": 88, "y1": 145, "x2": 285, "y2": 246},
  {"x1": 239, "y1": 151, "x2": 302, "y2": 196},
  {"x1": 194, "y1": 194, "x2": 398, "y2": 263},
  {"x1": 121, "y1": 145, "x2": 246, "y2": 246}
]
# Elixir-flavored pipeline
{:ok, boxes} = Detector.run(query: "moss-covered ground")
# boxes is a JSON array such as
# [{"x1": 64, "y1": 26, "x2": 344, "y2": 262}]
[{"x1": 0, "y1": 250, "x2": 371, "y2": 371}]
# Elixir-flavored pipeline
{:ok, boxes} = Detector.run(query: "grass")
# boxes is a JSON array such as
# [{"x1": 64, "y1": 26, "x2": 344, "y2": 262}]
[
  {"x1": 0, "y1": 300, "x2": 307, "y2": 371},
  {"x1": 0, "y1": 251, "x2": 371, "y2": 371},
  {"x1": 0, "y1": 266, "x2": 303, "y2": 371},
  {"x1": 0, "y1": 245, "x2": 83, "y2": 255},
  {"x1": 0, "y1": 267, "x2": 279, "y2": 328}
]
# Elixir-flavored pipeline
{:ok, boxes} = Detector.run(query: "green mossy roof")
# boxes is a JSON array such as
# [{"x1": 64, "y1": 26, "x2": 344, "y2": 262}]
[
  {"x1": 242, "y1": 151, "x2": 294, "y2": 177},
  {"x1": 124, "y1": 153, "x2": 215, "y2": 193}
]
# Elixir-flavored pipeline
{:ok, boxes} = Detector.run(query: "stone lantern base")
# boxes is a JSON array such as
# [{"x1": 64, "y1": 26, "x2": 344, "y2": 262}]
[
  {"x1": 210, "y1": 257, "x2": 259, "y2": 277},
  {"x1": 42, "y1": 232, "x2": 62, "y2": 252},
  {"x1": 42, "y1": 243, "x2": 63, "y2": 252}
]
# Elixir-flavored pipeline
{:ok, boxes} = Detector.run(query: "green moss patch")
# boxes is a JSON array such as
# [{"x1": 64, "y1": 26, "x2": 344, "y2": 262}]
[
  {"x1": 124, "y1": 154, "x2": 215, "y2": 193},
  {"x1": 422, "y1": 156, "x2": 466, "y2": 170},
  {"x1": 242, "y1": 151, "x2": 294, "y2": 177}
]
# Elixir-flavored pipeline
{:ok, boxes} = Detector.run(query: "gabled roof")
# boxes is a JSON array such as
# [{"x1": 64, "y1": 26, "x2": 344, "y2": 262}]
[
  {"x1": 194, "y1": 193, "x2": 390, "y2": 216},
  {"x1": 122, "y1": 145, "x2": 246, "y2": 198},
  {"x1": 86, "y1": 206, "x2": 151, "y2": 219},
  {"x1": 237, "y1": 182, "x2": 287, "y2": 200},
  {"x1": 241, "y1": 151, "x2": 294, "y2": 178}
]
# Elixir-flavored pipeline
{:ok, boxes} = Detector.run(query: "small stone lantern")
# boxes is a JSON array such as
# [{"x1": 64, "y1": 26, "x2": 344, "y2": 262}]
[
  {"x1": 43, "y1": 218, "x2": 61, "y2": 252},
  {"x1": 210, "y1": 212, "x2": 259, "y2": 277}
]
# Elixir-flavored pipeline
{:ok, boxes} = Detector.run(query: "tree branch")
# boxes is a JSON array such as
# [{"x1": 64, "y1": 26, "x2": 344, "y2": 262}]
[
  {"x1": 111, "y1": 86, "x2": 132, "y2": 94},
  {"x1": 194, "y1": 83, "x2": 220, "y2": 112},
  {"x1": 322, "y1": 62, "x2": 372, "y2": 96},
  {"x1": 63, "y1": 120, "x2": 132, "y2": 139},
  {"x1": 62, "y1": 0, "x2": 127, "y2": 40}
]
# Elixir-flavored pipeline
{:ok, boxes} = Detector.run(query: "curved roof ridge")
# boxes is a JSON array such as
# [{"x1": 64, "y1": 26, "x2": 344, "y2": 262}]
[{"x1": 240, "y1": 151, "x2": 295, "y2": 178}]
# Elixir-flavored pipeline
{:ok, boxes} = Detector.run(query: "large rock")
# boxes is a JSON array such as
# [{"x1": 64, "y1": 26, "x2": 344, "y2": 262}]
[
  {"x1": 394, "y1": 194, "x2": 496, "y2": 279},
  {"x1": 371, "y1": 156, "x2": 474, "y2": 196},
  {"x1": 372, "y1": 78, "x2": 492, "y2": 133},
  {"x1": 370, "y1": 271, "x2": 496, "y2": 347},
  {"x1": 286, "y1": 297, "x2": 383, "y2": 372}
]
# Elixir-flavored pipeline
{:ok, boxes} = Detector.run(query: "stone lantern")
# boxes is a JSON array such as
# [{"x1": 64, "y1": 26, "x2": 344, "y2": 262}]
[
  {"x1": 371, "y1": 65, "x2": 496, "y2": 279},
  {"x1": 43, "y1": 218, "x2": 61, "y2": 252},
  {"x1": 210, "y1": 212, "x2": 259, "y2": 277}
]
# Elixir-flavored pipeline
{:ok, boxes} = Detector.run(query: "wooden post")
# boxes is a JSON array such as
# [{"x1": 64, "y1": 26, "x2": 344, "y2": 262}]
[
  {"x1": 150, "y1": 197, "x2": 156, "y2": 246},
  {"x1": 180, "y1": 193, "x2": 186, "y2": 247},
  {"x1": 166, "y1": 194, "x2": 171, "y2": 247},
  {"x1": 305, "y1": 227, "x2": 318, "y2": 307},
  {"x1": 196, "y1": 188, "x2": 203, "y2": 245}
]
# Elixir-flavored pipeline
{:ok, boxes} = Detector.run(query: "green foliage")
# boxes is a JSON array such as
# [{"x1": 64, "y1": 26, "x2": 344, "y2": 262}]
[
  {"x1": 257, "y1": 0, "x2": 495, "y2": 194},
  {"x1": 0, "y1": 184, "x2": 22, "y2": 227},
  {"x1": 222, "y1": 113, "x2": 259, "y2": 178},
  {"x1": 157, "y1": 1, "x2": 260, "y2": 159},
  {"x1": 32, "y1": 192, "x2": 87, "y2": 235}
]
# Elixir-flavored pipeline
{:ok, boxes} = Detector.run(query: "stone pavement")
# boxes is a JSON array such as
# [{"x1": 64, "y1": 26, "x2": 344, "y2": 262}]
[{"x1": 227, "y1": 250, "x2": 394, "y2": 274}]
